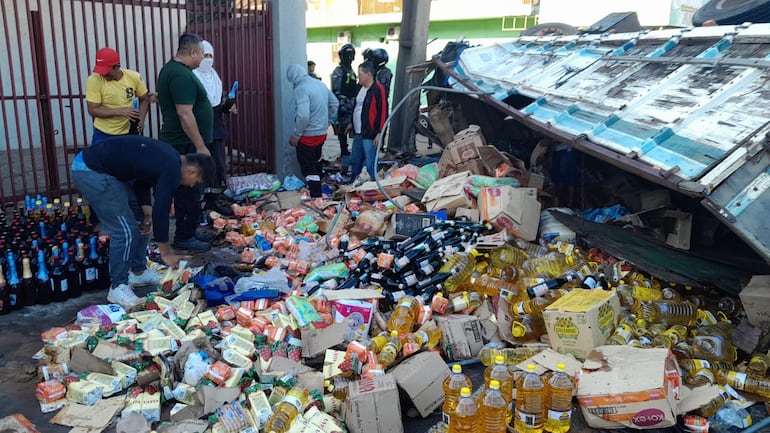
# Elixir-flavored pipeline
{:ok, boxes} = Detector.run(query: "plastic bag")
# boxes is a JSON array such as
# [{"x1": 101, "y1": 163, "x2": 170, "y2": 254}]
[
  {"x1": 351, "y1": 206, "x2": 389, "y2": 238},
  {"x1": 234, "y1": 267, "x2": 290, "y2": 294},
  {"x1": 182, "y1": 351, "x2": 211, "y2": 386},
  {"x1": 282, "y1": 174, "x2": 305, "y2": 191},
  {"x1": 463, "y1": 175, "x2": 519, "y2": 198},
  {"x1": 392, "y1": 164, "x2": 420, "y2": 181},
  {"x1": 227, "y1": 173, "x2": 281, "y2": 195},
  {"x1": 304, "y1": 263, "x2": 349, "y2": 283},
  {"x1": 417, "y1": 163, "x2": 438, "y2": 188}
]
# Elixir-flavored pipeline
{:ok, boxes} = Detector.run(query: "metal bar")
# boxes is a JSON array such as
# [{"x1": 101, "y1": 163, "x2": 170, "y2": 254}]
[
  {"x1": 0, "y1": 0, "x2": 21, "y2": 201},
  {"x1": 12, "y1": 1, "x2": 33, "y2": 195},
  {"x1": 433, "y1": 56, "x2": 705, "y2": 198},
  {"x1": 27, "y1": 8, "x2": 50, "y2": 196},
  {"x1": 56, "y1": 0, "x2": 82, "y2": 199},
  {"x1": 604, "y1": 54, "x2": 770, "y2": 68},
  {"x1": 32, "y1": 8, "x2": 61, "y2": 196},
  {"x1": 76, "y1": 0, "x2": 92, "y2": 148}
]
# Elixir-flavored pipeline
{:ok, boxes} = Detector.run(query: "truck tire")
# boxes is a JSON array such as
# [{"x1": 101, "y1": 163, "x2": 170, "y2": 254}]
[
  {"x1": 521, "y1": 22, "x2": 579, "y2": 37},
  {"x1": 693, "y1": 0, "x2": 770, "y2": 26}
]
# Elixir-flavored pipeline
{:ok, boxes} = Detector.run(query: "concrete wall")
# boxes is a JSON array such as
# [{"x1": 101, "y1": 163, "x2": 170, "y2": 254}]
[{"x1": 272, "y1": 0, "x2": 307, "y2": 179}]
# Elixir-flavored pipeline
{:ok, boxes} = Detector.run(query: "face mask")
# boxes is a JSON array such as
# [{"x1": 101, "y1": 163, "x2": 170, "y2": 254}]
[{"x1": 198, "y1": 58, "x2": 214, "y2": 73}]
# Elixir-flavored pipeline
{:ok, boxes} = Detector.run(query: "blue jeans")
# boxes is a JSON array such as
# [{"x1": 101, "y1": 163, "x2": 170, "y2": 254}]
[
  {"x1": 351, "y1": 134, "x2": 376, "y2": 180},
  {"x1": 92, "y1": 128, "x2": 126, "y2": 145},
  {"x1": 71, "y1": 167, "x2": 148, "y2": 287}
]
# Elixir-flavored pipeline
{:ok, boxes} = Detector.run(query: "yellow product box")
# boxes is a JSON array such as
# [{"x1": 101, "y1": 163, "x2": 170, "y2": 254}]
[
  {"x1": 66, "y1": 380, "x2": 103, "y2": 405},
  {"x1": 160, "y1": 319, "x2": 186, "y2": 340},
  {"x1": 222, "y1": 348, "x2": 253, "y2": 369},
  {"x1": 144, "y1": 336, "x2": 179, "y2": 356},
  {"x1": 172, "y1": 289, "x2": 191, "y2": 306},
  {"x1": 305, "y1": 406, "x2": 345, "y2": 433},
  {"x1": 185, "y1": 310, "x2": 218, "y2": 330},
  {"x1": 154, "y1": 296, "x2": 175, "y2": 312},
  {"x1": 123, "y1": 391, "x2": 161, "y2": 422},
  {"x1": 181, "y1": 328, "x2": 207, "y2": 344},
  {"x1": 86, "y1": 372, "x2": 122, "y2": 397},
  {"x1": 543, "y1": 289, "x2": 620, "y2": 359},
  {"x1": 172, "y1": 383, "x2": 197, "y2": 405},
  {"x1": 177, "y1": 301, "x2": 195, "y2": 321},
  {"x1": 130, "y1": 309, "x2": 160, "y2": 323},
  {"x1": 224, "y1": 367, "x2": 246, "y2": 388},
  {"x1": 248, "y1": 390, "x2": 272, "y2": 430},
  {"x1": 225, "y1": 333, "x2": 255, "y2": 357},
  {"x1": 230, "y1": 325, "x2": 254, "y2": 342},
  {"x1": 112, "y1": 361, "x2": 138, "y2": 388}
]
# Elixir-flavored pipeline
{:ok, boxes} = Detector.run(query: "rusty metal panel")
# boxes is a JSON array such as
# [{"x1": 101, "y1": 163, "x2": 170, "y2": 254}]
[{"x1": 0, "y1": 0, "x2": 273, "y2": 204}]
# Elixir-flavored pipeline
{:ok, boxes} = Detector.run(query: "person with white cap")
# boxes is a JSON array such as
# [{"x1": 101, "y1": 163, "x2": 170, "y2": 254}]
[
  {"x1": 85, "y1": 47, "x2": 152, "y2": 144},
  {"x1": 193, "y1": 40, "x2": 237, "y2": 215}
]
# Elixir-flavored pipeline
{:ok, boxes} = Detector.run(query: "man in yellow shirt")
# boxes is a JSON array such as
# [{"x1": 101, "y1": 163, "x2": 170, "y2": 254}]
[{"x1": 85, "y1": 47, "x2": 151, "y2": 144}]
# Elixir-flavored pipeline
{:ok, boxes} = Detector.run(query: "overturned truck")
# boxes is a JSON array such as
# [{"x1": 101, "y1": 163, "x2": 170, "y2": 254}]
[{"x1": 435, "y1": 22, "x2": 770, "y2": 274}]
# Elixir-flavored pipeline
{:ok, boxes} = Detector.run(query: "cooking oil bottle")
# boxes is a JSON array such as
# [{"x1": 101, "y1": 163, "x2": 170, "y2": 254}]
[
  {"x1": 697, "y1": 385, "x2": 729, "y2": 418},
  {"x1": 443, "y1": 364, "x2": 473, "y2": 426},
  {"x1": 678, "y1": 359, "x2": 713, "y2": 377},
  {"x1": 511, "y1": 314, "x2": 547, "y2": 344},
  {"x1": 511, "y1": 297, "x2": 553, "y2": 316},
  {"x1": 747, "y1": 353, "x2": 770, "y2": 376},
  {"x1": 651, "y1": 325, "x2": 688, "y2": 349},
  {"x1": 489, "y1": 244, "x2": 528, "y2": 269},
  {"x1": 640, "y1": 300, "x2": 697, "y2": 326},
  {"x1": 485, "y1": 355, "x2": 514, "y2": 403},
  {"x1": 378, "y1": 330, "x2": 403, "y2": 367},
  {"x1": 480, "y1": 380, "x2": 508, "y2": 433},
  {"x1": 521, "y1": 252, "x2": 573, "y2": 278},
  {"x1": 685, "y1": 368, "x2": 716, "y2": 387},
  {"x1": 514, "y1": 238, "x2": 548, "y2": 258},
  {"x1": 544, "y1": 363, "x2": 573, "y2": 433},
  {"x1": 439, "y1": 252, "x2": 477, "y2": 293},
  {"x1": 470, "y1": 274, "x2": 523, "y2": 299},
  {"x1": 478, "y1": 342, "x2": 505, "y2": 367},
  {"x1": 387, "y1": 296, "x2": 419, "y2": 334},
  {"x1": 514, "y1": 364, "x2": 544, "y2": 433},
  {"x1": 410, "y1": 324, "x2": 442, "y2": 349},
  {"x1": 692, "y1": 334, "x2": 737, "y2": 363},
  {"x1": 717, "y1": 369, "x2": 770, "y2": 399},
  {"x1": 367, "y1": 332, "x2": 389, "y2": 353},
  {"x1": 264, "y1": 385, "x2": 309, "y2": 433},
  {"x1": 449, "y1": 387, "x2": 479, "y2": 433}
]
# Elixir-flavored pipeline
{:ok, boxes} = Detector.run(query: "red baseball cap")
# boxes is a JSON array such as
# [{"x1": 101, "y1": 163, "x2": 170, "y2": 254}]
[{"x1": 93, "y1": 48, "x2": 120, "y2": 75}]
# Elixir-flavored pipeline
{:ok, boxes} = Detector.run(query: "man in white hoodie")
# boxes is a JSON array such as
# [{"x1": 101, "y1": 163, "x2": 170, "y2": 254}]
[{"x1": 287, "y1": 64, "x2": 339, "y2": 197}]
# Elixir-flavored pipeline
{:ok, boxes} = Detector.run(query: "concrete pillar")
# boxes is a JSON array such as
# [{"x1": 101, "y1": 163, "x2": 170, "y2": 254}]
[
  {"x1": 387, "y1": 0, "x2": 431, "y2": 154},
  {"x1": 272, "y1": 0, "x2": 306, "y2": 178}
]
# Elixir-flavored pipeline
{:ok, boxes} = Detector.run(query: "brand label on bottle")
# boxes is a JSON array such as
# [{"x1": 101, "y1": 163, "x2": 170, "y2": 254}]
[
  {"x1": 398, "y1": 298, "x2": 413, "y2": 309},
  {"x1": 613, "y1": 325, "x2": 633, "y2": 343},
  {"x1": 283, "y1": 394, "x2": 303, "y2": 412},
  {"x1": 546, "y1": 409, "x2": 572, "y2": 428},
  {"x1": 9, "y1": 294, "x2": 16, "y2": 306},
  {"x1": 85, "y1": 267, "x2": 97, "y2": 282},
  {"x1": 442, "y1": 411, "x2": 450, "y2": 425},
  {"x1": 404, "y1": 274, "x2": 418, "y2": 286},
  {"x1": 452, "y1": 296, "x2": 469, "y2": 312},
  {"x1": 529, "y1": 283, "x2": 548, "y2": 298},
  {"x1": 516, "y1": 410, "x2": 538, "y2": 428},
  {"x1": 515, "y1": 302, "x2": 527, "y2": 316},
  {"x1": 726, "y1": 371, "x2": 747, "y2": 390}
]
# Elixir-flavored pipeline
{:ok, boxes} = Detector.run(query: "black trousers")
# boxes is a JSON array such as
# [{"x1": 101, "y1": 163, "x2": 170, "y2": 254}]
[
  {"x1": 296, "y1": 143, "x2": 324, "y2": 197},
  {"x1": 206, "y1": 139, "x2": 226, "y2": 188},
  {"x1": 172, "y1": 142, "x2": 204, "y2": 241},
  {"x1": 296, "y1": 143, "x2": 323, "y2": 178}
]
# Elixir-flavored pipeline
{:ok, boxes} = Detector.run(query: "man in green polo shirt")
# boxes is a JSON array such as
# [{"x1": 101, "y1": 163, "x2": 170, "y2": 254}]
[{"x1": 157, "y1": 32, "x2": 213, "y2": 251}]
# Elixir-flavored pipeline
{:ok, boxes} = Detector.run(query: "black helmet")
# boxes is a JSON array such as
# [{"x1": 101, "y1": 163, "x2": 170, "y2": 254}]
[
  {"x1": 338, "y1": 43, "x2": 355, "y2": 65},
  {"x1": 362, "y1": 48, "x2": 373, "y2": 62},
  {"x1": 370, "y1": 48, "x2": 389, "y2": 68}
]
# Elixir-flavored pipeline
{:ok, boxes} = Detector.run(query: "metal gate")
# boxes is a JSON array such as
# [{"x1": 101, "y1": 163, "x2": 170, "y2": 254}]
[{"x1": 0, "y1": 0, "x2": 274, "y2": 204}]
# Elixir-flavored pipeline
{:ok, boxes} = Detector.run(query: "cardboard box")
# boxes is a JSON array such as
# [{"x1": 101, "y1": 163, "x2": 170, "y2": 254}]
[
  {"x1": 662, "y1": 210, "x2": 692, "y2": 250},
  {"x1": 434, "y1": 314, "x2": 484, "y2": 361},
  {"x1": 577, "y1": 346, "x2": 680, "y2": 429},
  {"x1": 345, "y1": 374, "x2": 403, "y2": 433},
  {"x1": 479, "y1": 186, "x2": 541, "y2": 241},
  {"x1": 276, "y1": 191, "x2": 302, "y2": 210},
  {"x1": 543, "y1": 289, "x2": 620, "y2": 359},
  {"x1": 353, "y1": 176, "x2": 406, "y2": 202},
  {"x1": 438, "y1": 152, "x2": 485, "y2": 178},
  {"x1": 739, "y1": 275, "x2": 770, "y2": 330},
  {"x1": 422, "y1": 171, "x2": 472, "y2": 215},
  {"x1": 384, "y1": 213, "x2": 437, "y2": 240},
  {"x1": 448, "y1": 136, "x2": 482, "y2": 164},
  {"x1": 390, "y1": 351, "x2": 450, "y2": 417},
  {"x1": 455, "y1": 207, "x2": 480, "y2": 223}
]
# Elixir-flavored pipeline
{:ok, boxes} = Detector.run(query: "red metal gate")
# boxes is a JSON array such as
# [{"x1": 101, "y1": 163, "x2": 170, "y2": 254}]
[{"x1": 0, "y1": 0, "x2": 274, "y2": 205}]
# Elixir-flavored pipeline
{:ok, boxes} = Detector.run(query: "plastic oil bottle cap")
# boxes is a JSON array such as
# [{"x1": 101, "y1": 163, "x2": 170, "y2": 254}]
[
  {"x1": 390, "y1": 330, "x2": 398, "y2": 337},
  {"x1": 490, "y1": 380, "x2": 500, "y2": 389},
  {"x1": 527, "y1": 364, "x2": 537, "y2": 372},
  {"x1": 460, "y1": 387, "x2": 471, "y2": 397},
  {"x1": 556, "y1": 363, "x2": 566, "y2": 372},
  {"x1": 495, "y1": 355, "x2": 505, "y2": 364},
  {"x1": 452, "y1": 364, "x2": 462, "y2": 373},
  {"x1": 511, "y1": 322, "x2": 526, "y2": 338}
]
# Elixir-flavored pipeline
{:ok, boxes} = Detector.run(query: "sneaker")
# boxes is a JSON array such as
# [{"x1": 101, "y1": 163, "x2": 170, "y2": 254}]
[
  {"x1": 173, "y1": 237, "x2": 211, "y2": 252},
  {"x1": 195, "y1": 229, "x2": 217, "y2": 242},
  {"x1": 107, "y1": 284, "x2": 143, "y2": 310},
  {"x1": 128, "y1": 269, "x2": 162, "y2": 287}
]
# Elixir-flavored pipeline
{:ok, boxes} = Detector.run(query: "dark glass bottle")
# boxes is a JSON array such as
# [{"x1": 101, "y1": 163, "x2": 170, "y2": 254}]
[
  {"x1": 20, "y1": 256, "x2": 36, "y2": 306},
  {"x1": 35, "y1": 250, "x2": 52, "y2": 305},
  {"x1": 0, "y1": 264, "x2": 10, "y2": 315},
  {"x1": 50, "y1": 251, "x2": 68, "y2": 302},
  {"x1": 66, "y1": 247, "x2": 82, "y2": 299},
  {"x1": 96, "y1": 237, "x2": 110, "y2": 291}
]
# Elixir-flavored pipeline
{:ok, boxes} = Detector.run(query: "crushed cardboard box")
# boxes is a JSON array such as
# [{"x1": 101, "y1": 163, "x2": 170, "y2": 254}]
[
  {"x1": 390, "y1": 351, "x2": 450, "y2": 417},
  {"x1": 345, "y1": 374, "x2": 403, "y2": 433}
]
